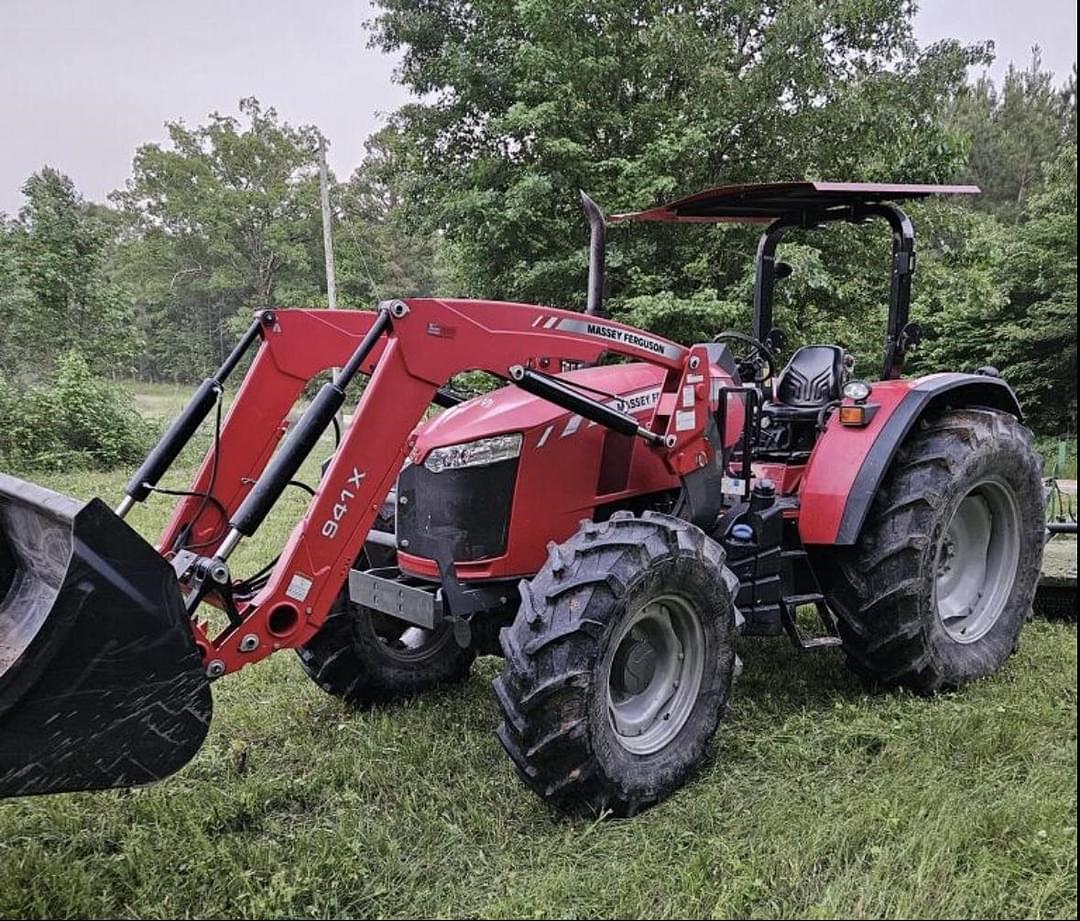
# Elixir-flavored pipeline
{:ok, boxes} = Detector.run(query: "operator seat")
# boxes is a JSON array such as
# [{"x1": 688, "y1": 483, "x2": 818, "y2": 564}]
[{"x1": 765, "y1": 344, "x2": 846, "y2": 421}]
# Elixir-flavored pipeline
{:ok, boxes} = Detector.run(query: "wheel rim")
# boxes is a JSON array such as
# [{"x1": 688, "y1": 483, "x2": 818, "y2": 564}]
[
  {"x1": 362, "y1": 610, "x2": 450, "y2": 663},
  {"x1": 934, "y1": 478, "x2": 1021, "y2": 644},
  {"x1": 605, "y1": 593, "x2": 706, "y2": 755}
]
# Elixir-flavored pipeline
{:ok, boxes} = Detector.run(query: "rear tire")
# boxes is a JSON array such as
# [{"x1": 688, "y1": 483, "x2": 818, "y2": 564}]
[
  {"x1": 297, "y1": 595, "x2": 475, "y2": 707},
  {"x1": 494, "y1": 511, "x2": 738, "y2": 816},
  {"x1": 823, "y1": 409, "x2": 1044, "y2": 693}
]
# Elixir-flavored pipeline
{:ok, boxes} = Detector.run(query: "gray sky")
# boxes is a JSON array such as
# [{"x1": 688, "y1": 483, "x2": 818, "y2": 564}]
[{"x1": 1, "y1": 0, "x2": 1076, "y2": 215}]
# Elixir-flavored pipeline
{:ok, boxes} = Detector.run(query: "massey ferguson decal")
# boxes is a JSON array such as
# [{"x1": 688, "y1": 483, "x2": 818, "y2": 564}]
[
  {"x1": 554, "y1": 318, "x2": 683, "y2": 361},
  {"x1": 612, "y1": 387, "x2": 662, "y2": 414},
  {"x1": 537, "y1": 386, "x2": 662, "y2": 446}
]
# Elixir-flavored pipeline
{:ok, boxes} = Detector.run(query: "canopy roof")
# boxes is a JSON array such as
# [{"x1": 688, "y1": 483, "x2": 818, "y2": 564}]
[{"x1": 609, "y1": 181, "x2": 980, "y2": 224}]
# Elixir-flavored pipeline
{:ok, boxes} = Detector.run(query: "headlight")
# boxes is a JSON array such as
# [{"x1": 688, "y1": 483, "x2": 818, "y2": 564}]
[
  {"x1": 423, "y1": 433, "x2": 523, "y2": 473},
  {"x1": 843, "y1": 380, "x2": 872, "y2": 403}
]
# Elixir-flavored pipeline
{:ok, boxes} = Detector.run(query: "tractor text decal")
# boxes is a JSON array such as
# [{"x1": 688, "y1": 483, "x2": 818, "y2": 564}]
[
  {"x1": 611, "y1": 387, "x2": 661, "y2": 414},
  {"x1": 536, "y1": 386, "x2": 662, "y2": 446},
  {"x1": 321, "y1": 466, "x2": 366, "y2": 539},
  {"x1": 554, "y1": 318, "x2": 683, "y2": 360}
]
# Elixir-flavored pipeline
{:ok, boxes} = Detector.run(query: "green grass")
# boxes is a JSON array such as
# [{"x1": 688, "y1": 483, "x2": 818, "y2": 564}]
[
  {"x1": 0, "y1": 387, "x2": 1077, "y2": 919},
  {"x1": 122, "y1": 379, "x2": 201, "y2": 419}
]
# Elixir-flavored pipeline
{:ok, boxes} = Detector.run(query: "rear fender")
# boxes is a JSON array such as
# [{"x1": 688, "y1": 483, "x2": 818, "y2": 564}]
[{"x1": 799, "y1": 373, "x2": 1023, "y2": 545}]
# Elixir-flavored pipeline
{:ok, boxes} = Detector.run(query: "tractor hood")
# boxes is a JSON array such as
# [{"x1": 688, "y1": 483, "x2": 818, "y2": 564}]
[
  {"x1": 399, "y1": 360, "x2": 678, "y2": 581},
  {"x1": 411, "y1": 362, "x2": 668, "y2": 457}
]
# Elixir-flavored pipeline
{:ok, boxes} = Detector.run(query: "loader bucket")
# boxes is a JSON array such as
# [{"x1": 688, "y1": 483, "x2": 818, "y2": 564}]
[{"x1": 0, "y1": 474, "x2": 212, "y2": 798}]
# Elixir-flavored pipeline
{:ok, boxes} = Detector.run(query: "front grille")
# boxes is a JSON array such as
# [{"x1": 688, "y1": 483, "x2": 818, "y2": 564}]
[{"x1": 396, "y1": 457, "x2": 518, "y2": 562}]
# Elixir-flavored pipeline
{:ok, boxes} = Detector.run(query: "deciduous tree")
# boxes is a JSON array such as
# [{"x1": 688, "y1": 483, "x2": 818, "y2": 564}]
[{"x1": 0, "y1": 168, "x2": 138, "y2": 377}]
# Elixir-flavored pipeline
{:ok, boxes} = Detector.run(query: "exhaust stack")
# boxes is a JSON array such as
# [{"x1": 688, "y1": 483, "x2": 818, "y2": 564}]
[{"x1": 580, "y1": 191, "x2": 607, "y2": 317}]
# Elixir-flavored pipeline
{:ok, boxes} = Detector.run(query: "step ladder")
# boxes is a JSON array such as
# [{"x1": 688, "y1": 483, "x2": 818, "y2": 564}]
[{"x1": 779, "y1": 549, "x2": 843, "y2": 651}]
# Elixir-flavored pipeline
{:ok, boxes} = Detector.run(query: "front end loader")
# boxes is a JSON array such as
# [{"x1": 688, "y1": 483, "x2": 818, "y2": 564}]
[
  {"x1": 0, "y1": 479, "x2": 211, "y2": 796},
  {"x1": 0, "y1": 182, "x2": 1049, "y2": 815}
]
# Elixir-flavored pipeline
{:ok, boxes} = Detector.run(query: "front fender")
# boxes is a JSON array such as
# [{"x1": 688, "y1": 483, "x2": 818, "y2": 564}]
[{"x1": 799, "y1": 373, "x2": 1023, "y2": 546}]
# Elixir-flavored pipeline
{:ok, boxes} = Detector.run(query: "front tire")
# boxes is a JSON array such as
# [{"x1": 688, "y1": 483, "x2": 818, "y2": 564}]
[
  {"x1": 823, "y1": 408, "x2": 1044, "y2": 693},
  {"x1": 494, "y1": 512, "x2": 738, "y2": 816},
  {"x1": 298, "y1": 595, "x2": 475, "y2": 707}
]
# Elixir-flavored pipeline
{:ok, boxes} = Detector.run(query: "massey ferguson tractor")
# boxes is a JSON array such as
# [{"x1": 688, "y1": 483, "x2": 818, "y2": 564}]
[{"x1": 0, "y1": 182, "x2": 1046, "y2": 815}]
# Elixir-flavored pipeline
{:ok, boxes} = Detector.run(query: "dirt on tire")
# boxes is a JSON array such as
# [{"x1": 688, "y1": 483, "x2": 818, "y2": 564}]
[
  {"x1": 817, "y1": 408, "x2": 1045, "y2": 693},
  {"x1": 494, "y1": 511, "x2": 738, "y2": 816}
]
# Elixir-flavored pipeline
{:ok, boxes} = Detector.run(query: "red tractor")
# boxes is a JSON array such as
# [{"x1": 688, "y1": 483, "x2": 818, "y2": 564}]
[{"x1": 0, "y1": 182, "x2": 1046, "y2": 815}]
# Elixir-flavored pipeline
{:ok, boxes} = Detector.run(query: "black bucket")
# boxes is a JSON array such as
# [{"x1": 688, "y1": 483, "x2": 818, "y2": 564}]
[{"x1": 0, "y1": 474, "x2": 212, "y2": 798}]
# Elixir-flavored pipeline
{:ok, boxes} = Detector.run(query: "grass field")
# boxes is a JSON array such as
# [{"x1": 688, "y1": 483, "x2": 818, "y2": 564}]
[{"x1": 0, "y1": 388, "x2": 1076, "y2": 919}]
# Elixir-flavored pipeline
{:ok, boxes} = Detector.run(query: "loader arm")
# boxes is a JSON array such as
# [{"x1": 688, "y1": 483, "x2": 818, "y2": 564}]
[
  {"x1": 157, "y1": 308, "x2": 390, "y2": 557},
  {"x1": 172, "y1": 298, "x2": 720, "y2": 677}
]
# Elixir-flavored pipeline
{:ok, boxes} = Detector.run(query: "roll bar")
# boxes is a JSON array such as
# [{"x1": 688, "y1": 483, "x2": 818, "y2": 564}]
[{"x1": 752, "y1": 203, "x2": 918, "y2": 380}]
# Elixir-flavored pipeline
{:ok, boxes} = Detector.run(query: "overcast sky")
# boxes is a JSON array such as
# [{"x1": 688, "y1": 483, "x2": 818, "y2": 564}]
[{"x1": 1, "y1": 1, "x2": 1076, "y2": 215}]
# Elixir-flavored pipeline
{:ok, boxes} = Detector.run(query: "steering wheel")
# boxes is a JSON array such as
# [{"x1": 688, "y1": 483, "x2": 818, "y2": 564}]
[{"x1": 712, "y1": 331, "x2": 778, "y2": 384}]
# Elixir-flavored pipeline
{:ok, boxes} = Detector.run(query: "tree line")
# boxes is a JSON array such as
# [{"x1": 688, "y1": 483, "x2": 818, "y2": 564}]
[{"x1": 0, "y1": 2, "x2": 1075, "y2": 436}]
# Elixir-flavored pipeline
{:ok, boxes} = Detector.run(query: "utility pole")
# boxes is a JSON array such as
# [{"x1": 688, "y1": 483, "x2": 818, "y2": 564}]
[
  {"x1": 318, "y1": 137, "x2": 338, "y2": 310},
  {"x1": 318, "y1": 136, "x2": 344, "y2": 430}
]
